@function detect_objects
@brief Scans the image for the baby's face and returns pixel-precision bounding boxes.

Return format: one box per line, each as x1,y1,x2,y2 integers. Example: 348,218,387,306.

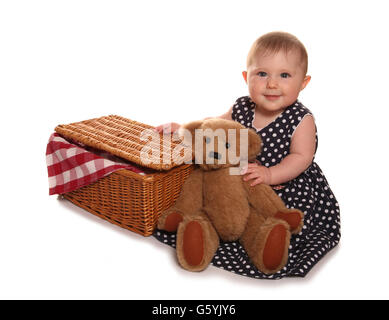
244,49,310,113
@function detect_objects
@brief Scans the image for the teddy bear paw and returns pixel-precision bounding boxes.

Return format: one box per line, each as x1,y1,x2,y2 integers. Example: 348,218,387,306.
244,218,290,274
157,210,184,232
176,218,219,272
274,209,303,234
262,223,289,272
182,221,205,267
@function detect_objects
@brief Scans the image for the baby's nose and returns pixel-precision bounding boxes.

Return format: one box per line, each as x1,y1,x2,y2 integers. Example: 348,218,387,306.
266,77,278,88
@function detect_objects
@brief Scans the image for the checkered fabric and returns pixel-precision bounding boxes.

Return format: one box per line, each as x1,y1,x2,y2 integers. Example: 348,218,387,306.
46,133,146,195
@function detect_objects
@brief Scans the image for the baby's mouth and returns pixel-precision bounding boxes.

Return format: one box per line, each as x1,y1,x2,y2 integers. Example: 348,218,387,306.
264,94,281,101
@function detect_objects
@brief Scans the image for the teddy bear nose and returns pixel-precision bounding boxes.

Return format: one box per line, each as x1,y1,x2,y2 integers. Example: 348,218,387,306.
209,151,221,160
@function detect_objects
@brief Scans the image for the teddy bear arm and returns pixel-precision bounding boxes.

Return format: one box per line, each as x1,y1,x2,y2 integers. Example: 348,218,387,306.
244,182,304,234
244,182,287,217
172,168,203,213
157,168,203,231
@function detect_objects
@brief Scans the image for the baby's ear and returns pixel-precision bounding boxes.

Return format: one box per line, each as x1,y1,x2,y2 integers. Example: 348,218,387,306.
179,120,204,146
247,128,262,161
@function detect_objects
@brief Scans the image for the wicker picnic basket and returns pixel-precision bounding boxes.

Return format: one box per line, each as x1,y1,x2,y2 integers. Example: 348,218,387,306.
55,115,194,236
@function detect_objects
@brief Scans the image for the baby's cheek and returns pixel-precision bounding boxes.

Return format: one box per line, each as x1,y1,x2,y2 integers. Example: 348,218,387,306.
250,78,265,89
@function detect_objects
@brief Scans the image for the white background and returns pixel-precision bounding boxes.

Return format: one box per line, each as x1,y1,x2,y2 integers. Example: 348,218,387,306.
1,0,388,299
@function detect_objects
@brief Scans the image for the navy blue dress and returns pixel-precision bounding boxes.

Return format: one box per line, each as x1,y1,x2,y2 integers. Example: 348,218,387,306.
154,96,341,279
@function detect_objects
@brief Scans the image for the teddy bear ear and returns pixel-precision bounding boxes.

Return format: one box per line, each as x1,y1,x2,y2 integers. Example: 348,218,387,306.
179,120,204,146
247,128,262,161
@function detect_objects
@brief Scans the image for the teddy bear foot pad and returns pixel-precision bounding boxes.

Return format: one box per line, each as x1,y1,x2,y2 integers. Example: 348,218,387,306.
176,219,220,272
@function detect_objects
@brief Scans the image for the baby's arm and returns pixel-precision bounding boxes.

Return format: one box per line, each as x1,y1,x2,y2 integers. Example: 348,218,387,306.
155,106,233,133
269,115,316,184
243,115,316,186
154,122,181,134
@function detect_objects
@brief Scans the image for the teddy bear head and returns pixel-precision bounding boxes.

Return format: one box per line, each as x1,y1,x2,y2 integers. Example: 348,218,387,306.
179,119,261,171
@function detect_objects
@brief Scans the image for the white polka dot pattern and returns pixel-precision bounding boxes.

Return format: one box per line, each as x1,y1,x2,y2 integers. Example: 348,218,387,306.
154,96,340,279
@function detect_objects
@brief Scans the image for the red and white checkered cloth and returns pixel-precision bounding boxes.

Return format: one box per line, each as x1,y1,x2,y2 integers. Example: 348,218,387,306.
46,133,147,195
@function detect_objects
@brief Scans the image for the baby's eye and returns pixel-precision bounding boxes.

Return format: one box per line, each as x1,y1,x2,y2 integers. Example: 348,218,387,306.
225,142,230,149
280,72,291,78
257,71,267,77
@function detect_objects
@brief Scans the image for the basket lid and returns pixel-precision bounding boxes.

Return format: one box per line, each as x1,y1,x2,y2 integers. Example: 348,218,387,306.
55,115,193,170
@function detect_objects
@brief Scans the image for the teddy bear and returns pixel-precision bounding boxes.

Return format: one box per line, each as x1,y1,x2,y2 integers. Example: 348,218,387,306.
157,118,303,274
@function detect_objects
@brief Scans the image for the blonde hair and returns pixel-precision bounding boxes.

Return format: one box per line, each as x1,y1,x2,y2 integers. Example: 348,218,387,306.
246,31,308,75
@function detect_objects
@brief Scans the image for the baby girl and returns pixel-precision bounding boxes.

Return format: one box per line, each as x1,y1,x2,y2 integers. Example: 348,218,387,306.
155,31,340,278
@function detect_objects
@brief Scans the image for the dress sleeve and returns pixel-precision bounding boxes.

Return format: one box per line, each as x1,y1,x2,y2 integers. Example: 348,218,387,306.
231,96,251,122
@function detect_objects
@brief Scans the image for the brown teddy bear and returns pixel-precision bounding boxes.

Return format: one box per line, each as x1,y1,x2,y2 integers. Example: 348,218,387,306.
157,119,303,274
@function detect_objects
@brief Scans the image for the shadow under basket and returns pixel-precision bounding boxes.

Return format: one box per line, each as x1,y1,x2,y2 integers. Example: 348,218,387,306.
63,164,194,237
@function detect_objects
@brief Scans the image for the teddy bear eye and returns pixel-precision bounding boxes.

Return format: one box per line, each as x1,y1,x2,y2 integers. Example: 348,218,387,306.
205,137,211,144
225,142,230,149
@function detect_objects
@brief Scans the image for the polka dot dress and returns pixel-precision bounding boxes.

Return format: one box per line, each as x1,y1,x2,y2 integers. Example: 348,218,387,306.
154,96,341,279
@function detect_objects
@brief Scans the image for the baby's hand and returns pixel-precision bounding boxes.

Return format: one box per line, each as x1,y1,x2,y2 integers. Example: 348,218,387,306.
241,162,272,186
154,122,181,134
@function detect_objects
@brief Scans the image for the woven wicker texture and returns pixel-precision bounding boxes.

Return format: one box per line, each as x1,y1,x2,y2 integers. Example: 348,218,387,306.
63,165,194,236
55,115,192,170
